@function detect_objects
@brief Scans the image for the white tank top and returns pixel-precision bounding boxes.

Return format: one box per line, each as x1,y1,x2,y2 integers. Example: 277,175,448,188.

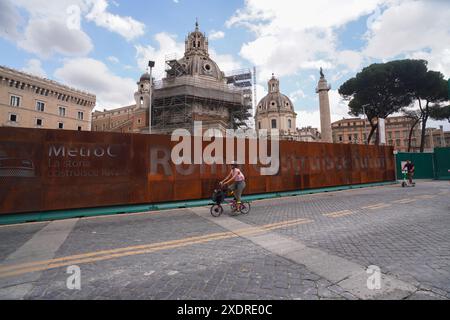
233,168,245,182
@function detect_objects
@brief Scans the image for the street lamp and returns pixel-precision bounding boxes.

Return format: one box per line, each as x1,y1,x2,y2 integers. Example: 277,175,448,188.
148,60,155,134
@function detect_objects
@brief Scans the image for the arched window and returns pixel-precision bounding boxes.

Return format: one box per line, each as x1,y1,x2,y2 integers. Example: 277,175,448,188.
258,121,261,130
271,119,277,129
288,119,292,129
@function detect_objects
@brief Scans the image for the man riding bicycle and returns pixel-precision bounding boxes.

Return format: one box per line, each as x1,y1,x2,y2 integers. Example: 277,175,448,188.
219,162,246,212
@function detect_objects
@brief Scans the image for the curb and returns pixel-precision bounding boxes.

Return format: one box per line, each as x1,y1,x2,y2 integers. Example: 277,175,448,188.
0,181,397,226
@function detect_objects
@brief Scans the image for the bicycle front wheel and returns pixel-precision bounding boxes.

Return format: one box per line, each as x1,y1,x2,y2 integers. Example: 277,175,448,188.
240,202,251,214
210,204,224,217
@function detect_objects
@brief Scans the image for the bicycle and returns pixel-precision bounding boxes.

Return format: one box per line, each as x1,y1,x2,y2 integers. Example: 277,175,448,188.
210,186,251,217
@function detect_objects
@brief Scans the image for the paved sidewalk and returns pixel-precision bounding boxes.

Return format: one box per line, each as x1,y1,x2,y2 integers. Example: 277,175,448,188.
0,181,449,300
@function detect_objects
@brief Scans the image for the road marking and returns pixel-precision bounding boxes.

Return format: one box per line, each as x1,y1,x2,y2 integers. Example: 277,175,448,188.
415,195,436,200
192,207,417,300
361,203,391,210
0,219,78,299
323,210,354,218
392,199,417,204
0,217,312,279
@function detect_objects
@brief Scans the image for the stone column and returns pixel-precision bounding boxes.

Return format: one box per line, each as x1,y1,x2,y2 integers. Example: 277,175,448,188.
316,69,332,143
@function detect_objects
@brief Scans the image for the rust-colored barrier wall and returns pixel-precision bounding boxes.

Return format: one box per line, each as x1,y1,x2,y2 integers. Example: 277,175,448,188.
0,128,395,215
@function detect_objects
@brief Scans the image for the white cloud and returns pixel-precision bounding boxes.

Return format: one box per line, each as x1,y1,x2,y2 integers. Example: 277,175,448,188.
210,48,243,73
229,1,385,79
364,0,450,77
22,59,47,78
227,0,384,34
209,30,225,40
4,0,146,58
297,90,350,129
54,58,136,109
85,0,146,41
135,32,185,80
107,56,120,63
0,0,22,40
18,19,93,58
289,89,306,103
337,50,364,72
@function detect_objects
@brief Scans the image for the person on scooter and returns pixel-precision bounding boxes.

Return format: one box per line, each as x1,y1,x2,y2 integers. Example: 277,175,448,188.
402,160,415,185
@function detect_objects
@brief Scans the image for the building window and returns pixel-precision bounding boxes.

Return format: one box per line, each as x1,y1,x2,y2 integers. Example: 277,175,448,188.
271,119,277,129
138,118,141,124
288,119,292,129
9,114,17,122
58,122,64,129
78,126,82,131
258,121,261,130
348,135,352,141
339,135,343,142
36,101,45,112
10,95,20,107
59,107,66,117
36,118,43,126
77,111,84,120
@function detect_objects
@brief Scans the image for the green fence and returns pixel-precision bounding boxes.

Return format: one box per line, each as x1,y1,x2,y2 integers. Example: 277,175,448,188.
395,152,435,179
395,147,450,180
434,147,450,180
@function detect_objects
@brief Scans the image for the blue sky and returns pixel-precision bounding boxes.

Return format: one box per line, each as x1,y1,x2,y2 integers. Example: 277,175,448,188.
1,0,449,130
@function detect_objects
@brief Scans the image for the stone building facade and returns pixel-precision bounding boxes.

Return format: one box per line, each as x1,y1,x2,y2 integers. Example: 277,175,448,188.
331,116,449,152
0,66,95,131
297,126,321,142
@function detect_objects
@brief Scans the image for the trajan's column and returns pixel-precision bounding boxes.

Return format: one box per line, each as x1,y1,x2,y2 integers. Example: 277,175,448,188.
316,68,332,143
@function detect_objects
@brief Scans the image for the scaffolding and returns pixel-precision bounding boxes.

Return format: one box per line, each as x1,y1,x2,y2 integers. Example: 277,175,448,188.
150,57,254,133
225,68,254,129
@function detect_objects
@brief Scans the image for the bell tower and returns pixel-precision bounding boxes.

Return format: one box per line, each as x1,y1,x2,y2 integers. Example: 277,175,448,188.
134,72,151,110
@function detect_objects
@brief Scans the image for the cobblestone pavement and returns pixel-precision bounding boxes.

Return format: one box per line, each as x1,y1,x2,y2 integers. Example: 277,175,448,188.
0,181,449,300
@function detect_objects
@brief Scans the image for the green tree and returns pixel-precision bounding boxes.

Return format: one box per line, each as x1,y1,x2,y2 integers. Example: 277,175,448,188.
430,104,450,123
339,62,414,144
413,70,448,152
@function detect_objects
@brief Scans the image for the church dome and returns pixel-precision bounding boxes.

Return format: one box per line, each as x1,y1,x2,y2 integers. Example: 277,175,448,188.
255,74,296,115
139,72,151,82
177,54,224,81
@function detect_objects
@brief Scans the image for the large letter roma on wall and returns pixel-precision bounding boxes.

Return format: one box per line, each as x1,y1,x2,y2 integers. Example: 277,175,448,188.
0,128,395,215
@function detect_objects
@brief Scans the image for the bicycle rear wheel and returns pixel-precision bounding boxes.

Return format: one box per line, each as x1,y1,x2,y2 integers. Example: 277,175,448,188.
240,202,251,214
210,204,224,217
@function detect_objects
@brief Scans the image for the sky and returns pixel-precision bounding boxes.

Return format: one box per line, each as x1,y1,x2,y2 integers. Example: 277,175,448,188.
1,0,449,130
